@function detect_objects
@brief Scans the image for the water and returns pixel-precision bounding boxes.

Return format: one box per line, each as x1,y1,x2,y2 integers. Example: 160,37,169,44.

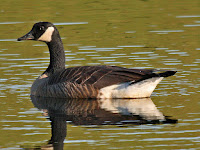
0,0,199,149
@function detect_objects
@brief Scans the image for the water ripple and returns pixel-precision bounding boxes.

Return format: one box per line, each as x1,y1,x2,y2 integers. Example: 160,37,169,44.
176,15,200,18
141,136,200,141
0,22,24,25
54,22,88,25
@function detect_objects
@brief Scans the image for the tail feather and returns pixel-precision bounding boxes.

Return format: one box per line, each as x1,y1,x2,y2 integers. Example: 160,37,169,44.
130,70,176,85
158,71,177,77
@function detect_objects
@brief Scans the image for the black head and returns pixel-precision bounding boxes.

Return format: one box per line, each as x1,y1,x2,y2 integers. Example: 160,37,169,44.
18,22,56,42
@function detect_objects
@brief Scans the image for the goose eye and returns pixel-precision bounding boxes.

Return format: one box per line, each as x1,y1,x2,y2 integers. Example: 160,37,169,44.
39,26,45,31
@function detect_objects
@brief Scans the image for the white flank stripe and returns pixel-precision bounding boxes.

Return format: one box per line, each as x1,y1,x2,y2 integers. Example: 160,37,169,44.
98,77,163,98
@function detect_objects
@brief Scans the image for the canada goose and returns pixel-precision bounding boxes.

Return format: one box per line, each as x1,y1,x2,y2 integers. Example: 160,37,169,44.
18,22,176,99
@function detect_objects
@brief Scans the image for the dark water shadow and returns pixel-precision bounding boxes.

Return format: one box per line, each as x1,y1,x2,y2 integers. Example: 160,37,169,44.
22,96,177,150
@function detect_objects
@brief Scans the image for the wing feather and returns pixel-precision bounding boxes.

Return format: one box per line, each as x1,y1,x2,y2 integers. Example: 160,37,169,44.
48,65,157,89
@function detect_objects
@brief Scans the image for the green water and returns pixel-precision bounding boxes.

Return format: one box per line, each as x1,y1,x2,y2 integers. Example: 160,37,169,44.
0,0,199,149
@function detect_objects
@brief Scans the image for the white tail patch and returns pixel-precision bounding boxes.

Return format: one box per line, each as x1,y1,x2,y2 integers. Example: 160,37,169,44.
98,77,164,99
38,27,54,42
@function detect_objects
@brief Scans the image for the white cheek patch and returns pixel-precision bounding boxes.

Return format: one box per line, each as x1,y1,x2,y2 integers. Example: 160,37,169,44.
38,27,54,42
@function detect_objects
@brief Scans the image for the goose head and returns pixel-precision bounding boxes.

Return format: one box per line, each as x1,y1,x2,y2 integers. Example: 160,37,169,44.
18,22,57,43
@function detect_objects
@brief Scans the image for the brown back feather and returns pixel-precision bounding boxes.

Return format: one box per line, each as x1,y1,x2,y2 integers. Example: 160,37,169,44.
47,65,157,89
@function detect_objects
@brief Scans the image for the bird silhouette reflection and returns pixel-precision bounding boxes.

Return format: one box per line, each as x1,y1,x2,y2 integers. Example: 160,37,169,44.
27,96,177,149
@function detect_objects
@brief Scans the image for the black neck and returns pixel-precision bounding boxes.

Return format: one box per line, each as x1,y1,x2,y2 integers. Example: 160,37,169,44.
44,33,65,75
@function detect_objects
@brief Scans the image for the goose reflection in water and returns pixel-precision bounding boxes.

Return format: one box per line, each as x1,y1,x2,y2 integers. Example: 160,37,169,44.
27,96,177,149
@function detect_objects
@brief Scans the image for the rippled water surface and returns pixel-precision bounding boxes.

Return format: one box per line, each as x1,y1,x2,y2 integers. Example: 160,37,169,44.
0,0,199,149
